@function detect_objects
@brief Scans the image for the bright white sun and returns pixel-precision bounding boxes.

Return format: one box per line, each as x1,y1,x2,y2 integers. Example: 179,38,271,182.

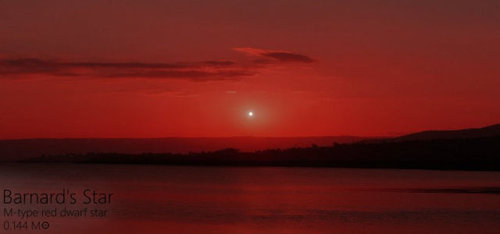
248,111,254,117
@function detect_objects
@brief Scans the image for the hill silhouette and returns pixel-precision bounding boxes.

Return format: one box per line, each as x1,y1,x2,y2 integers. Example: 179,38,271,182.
25,136,500,170
3,123,500,170
21,123,500,171
393,123,500,141
0,136,364,161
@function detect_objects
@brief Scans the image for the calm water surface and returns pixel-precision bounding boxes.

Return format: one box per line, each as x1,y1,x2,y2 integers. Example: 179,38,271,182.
1,164,500,233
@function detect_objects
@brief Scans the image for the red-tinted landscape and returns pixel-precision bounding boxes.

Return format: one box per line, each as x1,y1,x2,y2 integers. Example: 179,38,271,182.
2,1,500,234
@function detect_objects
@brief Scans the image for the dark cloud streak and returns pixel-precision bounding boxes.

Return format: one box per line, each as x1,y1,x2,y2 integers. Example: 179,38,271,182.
0,48,316,81
262,52,315,63
234,47,316,64
0,58,253,81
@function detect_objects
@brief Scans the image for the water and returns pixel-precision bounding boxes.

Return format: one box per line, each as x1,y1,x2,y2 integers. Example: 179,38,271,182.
1,164,500,233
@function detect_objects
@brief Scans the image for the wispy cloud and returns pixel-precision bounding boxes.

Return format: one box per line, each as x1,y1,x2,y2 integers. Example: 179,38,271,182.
0,58,254,81
0,48,316,81
234,47,316,63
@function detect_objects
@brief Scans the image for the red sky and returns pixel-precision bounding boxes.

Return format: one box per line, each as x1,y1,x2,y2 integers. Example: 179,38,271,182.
1,0,499,138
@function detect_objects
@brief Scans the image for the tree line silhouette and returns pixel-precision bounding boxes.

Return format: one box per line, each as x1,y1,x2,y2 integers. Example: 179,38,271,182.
26,136,500,170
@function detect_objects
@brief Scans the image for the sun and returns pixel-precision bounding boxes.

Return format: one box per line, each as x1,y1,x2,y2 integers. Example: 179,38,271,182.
248,111,254,117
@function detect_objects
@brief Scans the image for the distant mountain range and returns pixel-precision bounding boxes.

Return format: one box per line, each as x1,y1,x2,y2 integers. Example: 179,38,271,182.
1,123,499,162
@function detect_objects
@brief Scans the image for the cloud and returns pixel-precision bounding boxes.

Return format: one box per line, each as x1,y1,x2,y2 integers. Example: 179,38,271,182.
234,47,316,63
0,58,254,81
0,48,316,81
261,52,315,63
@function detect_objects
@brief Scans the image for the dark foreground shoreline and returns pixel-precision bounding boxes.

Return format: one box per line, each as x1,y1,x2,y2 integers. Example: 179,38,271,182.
9,161,500,172
16,136,500,171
